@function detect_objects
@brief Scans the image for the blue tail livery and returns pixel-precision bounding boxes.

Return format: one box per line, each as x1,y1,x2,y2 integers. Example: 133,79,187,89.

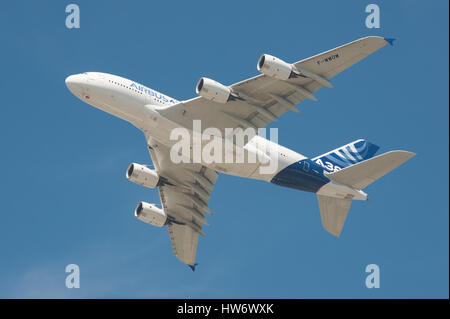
312,139,379,173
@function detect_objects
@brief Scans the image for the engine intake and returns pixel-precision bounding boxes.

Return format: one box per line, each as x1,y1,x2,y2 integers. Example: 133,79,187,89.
126,163,159,188
134,201,167,227
196,77,232,103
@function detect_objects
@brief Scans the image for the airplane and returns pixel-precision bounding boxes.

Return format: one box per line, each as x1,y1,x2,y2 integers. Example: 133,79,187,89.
66,36,415,271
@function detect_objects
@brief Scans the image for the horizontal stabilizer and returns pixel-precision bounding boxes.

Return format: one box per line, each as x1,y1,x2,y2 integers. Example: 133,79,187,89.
317,195,352,237
325,151,416,190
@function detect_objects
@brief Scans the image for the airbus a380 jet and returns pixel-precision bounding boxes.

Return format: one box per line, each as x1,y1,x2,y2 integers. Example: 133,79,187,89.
66,36,415,270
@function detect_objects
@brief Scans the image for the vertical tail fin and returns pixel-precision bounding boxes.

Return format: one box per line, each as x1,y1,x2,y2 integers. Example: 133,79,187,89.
312,139,379,172
317,195,352,237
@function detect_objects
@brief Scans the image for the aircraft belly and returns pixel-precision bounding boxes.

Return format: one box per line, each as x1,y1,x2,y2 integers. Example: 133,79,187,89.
271,159,330,193
206,162,261,178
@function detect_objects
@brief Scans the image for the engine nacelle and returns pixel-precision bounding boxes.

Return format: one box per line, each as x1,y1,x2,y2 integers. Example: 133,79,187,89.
196,77,232,103
134,202,167,227
257,54,297,80
126,163,159,188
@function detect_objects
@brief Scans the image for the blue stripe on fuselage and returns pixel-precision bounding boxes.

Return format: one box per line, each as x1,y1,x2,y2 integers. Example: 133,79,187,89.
270,159,330,193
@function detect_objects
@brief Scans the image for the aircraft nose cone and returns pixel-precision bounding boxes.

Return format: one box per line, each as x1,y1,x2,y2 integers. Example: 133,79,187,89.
65,74,84,87
65,73,87,96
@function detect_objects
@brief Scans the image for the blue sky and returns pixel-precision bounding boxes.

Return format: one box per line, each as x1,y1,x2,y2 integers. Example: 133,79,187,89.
0,0,448,298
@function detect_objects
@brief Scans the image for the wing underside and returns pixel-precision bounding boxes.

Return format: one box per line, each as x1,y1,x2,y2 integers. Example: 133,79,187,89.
159,36,390,134
167,223,199,267
147,135,218,268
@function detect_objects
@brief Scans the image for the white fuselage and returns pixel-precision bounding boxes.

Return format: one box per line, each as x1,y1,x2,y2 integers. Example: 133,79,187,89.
65,72,305,182
65,72,368,201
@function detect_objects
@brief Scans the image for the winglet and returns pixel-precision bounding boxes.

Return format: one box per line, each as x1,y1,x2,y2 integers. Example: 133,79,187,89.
188,263,198,272
384,38,396,46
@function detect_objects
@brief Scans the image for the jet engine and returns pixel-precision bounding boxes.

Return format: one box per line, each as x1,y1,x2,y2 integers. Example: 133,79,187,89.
134,202,167,227
126,163,159,188
257,54,299,80
196,77,233,103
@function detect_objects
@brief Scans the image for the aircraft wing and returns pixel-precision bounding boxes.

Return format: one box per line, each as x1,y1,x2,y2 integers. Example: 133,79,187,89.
158,36,391,134
146,135,218,270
